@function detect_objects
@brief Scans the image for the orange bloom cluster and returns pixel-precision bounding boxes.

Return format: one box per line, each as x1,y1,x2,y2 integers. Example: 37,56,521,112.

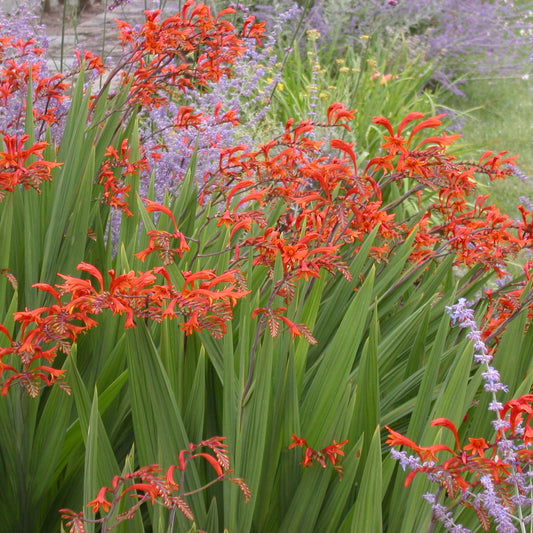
134,198,190,264
386,398,533,532
386,419,505,493
97,138,148,215
500,394,533,445
3,101,533,393
174,102,239,130
0,135,59,199
115,1,265,108
205,104,395,278
186,106,533,346
364,114,525,270
0,35,69,134
481,208,533,340
60,437,250,531
215,110,523,281
289,434,348,480
0,254,249,396
251,307,317,343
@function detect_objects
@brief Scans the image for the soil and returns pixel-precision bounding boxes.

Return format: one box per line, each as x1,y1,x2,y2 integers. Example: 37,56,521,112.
38,0,180,71
40,2,107,35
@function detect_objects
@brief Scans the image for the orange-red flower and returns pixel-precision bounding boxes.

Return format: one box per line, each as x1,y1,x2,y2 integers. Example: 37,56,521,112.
87,486,112,513
0,135,59,198
463,437,490,458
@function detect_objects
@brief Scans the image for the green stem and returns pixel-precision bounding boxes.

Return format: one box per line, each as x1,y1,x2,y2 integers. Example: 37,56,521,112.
60,0,68,71
15,389,30,532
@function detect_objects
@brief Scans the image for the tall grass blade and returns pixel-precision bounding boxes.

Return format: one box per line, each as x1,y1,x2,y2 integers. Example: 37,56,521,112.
351,426,382,533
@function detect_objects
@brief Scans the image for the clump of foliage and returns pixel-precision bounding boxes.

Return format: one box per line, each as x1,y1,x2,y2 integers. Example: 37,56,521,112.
1,1,533,532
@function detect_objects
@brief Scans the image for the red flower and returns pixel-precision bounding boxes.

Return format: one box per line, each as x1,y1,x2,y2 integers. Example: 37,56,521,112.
289,435,347,478
288,434,308,449
0,135,59,198
86,486,112,513
321,439,348,465
463,437,490,458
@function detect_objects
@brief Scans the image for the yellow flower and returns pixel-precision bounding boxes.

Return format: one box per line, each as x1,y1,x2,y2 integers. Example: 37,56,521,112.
336,58,345,65
319,92,329,99
339,67,350,73
307,29,321,41
277,82,284,91
360,35,370,40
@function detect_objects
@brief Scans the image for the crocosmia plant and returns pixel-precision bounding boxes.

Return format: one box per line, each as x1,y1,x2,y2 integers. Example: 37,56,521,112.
1,1,533,532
